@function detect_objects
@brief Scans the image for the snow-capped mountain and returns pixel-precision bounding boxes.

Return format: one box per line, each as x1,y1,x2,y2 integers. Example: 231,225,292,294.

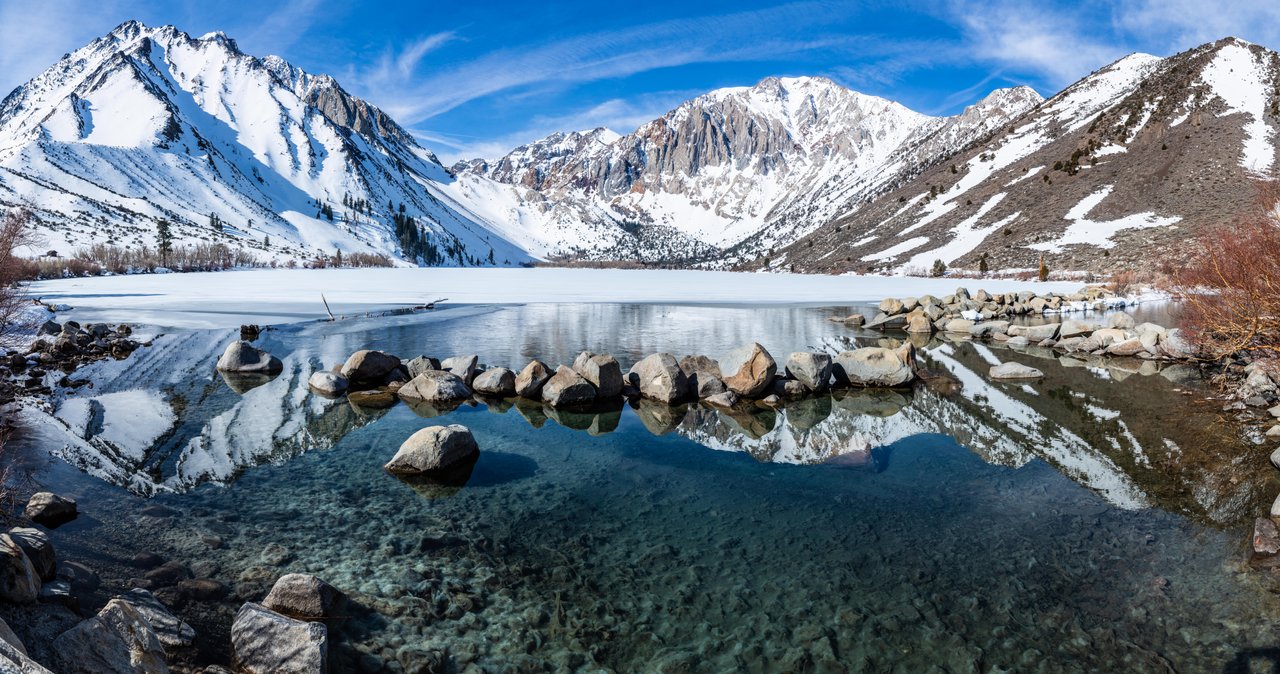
0,21,531,266
454,77,1042,263
774,38,1280,275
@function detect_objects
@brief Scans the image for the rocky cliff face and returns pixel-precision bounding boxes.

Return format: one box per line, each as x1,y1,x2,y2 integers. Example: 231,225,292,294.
770,38,1280,276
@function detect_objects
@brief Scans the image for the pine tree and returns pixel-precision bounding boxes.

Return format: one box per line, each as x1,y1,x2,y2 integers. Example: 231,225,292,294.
209,212,222,233
1038,255,1050,282
334,248,343,267
978,254,989,275
264,235,270,248
931,259,947,278
156,220,173,267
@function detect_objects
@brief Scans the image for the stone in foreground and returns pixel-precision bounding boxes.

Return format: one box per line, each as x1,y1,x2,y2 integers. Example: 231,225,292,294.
307,371,348,396
53,598,169,674
515,360,552,398
396,371,471,404
542,366,597,408
24,492,78,528
990,362,1045,380
577,355,623,399
472,367,516,397
263,573,342,620
0,535,39,604
721,343,777,398
339,350,400,387
832,344,916,387
440,355,480,386
628,353,690,404
785,352,832,392
385,425,479,475
1253,517,1280,567
6,528,54,582
216,340,283,374
120,588,196,648
232,602,328,674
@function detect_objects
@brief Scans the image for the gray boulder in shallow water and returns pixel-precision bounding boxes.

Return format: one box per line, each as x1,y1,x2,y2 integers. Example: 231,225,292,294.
694,374,727,398
385,425,479,475
576,355,623,399
440,355,480,386
721,343,777,398
216,340,283,374
542,366,597,408
1058,320,1095,339
397,371,471,404
232,602,328,674
515,360,552,398
472,367,516,396
0,535,39,604
24,492,77,528
990,362,1044,379
339,350,400,387
785,352,832,392
307,371,348,396
678,355,721,379
263,573,342,620
832,344,916,387
6,528,54,582
53,598,168,674
628,353,690,404
405,356,441,378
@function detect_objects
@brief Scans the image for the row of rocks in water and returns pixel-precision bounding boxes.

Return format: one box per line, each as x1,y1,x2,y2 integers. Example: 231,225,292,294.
2,320,145,403
845,285,1134,331
1,486,343,673
217,339,925,415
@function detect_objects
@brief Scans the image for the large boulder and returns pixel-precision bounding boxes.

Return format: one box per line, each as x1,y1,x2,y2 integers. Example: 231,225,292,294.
232,602,328,674
385,425,479,475
23,493,76,529
440,355,480,386
832,344,916,387
878,298,905,315
52,598,168,674
785,352,832,392
0,621,48,673
339,350,400,387
721,343,777,398
1107,337,1147,357
307,372,348,397
576,355,623,399
515,360,552,398
1058,320,1095,339
120,588,196,649
1108,312,1136,330
541,366,597,408
262,574,342,621
0,535,38,603
678,355,721,380
1023,323,1060,341
472,367,516,397
628,354,690,404
216,341,283,374
990,362,1044,379
1160,328,1197,359
396,371,471,404
6,528,54,582
905,314,934,334
694,374,727,398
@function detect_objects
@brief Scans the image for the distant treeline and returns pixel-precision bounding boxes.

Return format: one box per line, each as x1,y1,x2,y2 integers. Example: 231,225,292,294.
19,243,394,280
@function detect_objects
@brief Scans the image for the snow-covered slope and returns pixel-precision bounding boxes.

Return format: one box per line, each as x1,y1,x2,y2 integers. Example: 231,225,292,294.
0,21,531,266
455,77,1042,263
776,38,1280,275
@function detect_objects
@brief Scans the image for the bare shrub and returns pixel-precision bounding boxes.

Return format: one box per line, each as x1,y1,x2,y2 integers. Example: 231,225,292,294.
0,209,39,345
1175,180,1280,359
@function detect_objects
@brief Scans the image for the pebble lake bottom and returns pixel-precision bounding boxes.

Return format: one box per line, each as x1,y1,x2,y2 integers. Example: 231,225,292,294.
12,302,1280,673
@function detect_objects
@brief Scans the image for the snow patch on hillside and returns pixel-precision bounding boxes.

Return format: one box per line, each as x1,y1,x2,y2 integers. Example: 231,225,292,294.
1201,41,1276,174
1029,185,1181,252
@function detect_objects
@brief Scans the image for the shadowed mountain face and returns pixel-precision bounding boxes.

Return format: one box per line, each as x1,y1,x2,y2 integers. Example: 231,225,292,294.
13,304,1263,526
770,38,1280,276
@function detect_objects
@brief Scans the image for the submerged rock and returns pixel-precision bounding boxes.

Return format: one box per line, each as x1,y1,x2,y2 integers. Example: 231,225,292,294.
721,343,778,398
628,353,690,404
216,340,284,374
397,371,471,404
263,573,342,621
52,598,168,674
232,602,328,674
0,535,39,603
23,493,76,529
989,362,1045,380
340,350,400,387
542,366,597,408
472,367,516,397
385,425,480,475
515,360,552,398
307,371,349,397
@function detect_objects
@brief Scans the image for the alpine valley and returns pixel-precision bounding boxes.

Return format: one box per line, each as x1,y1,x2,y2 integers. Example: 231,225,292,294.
1,22,1277,273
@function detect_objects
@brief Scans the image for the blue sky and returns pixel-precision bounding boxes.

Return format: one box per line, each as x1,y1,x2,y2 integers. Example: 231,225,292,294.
3,0,1280,162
